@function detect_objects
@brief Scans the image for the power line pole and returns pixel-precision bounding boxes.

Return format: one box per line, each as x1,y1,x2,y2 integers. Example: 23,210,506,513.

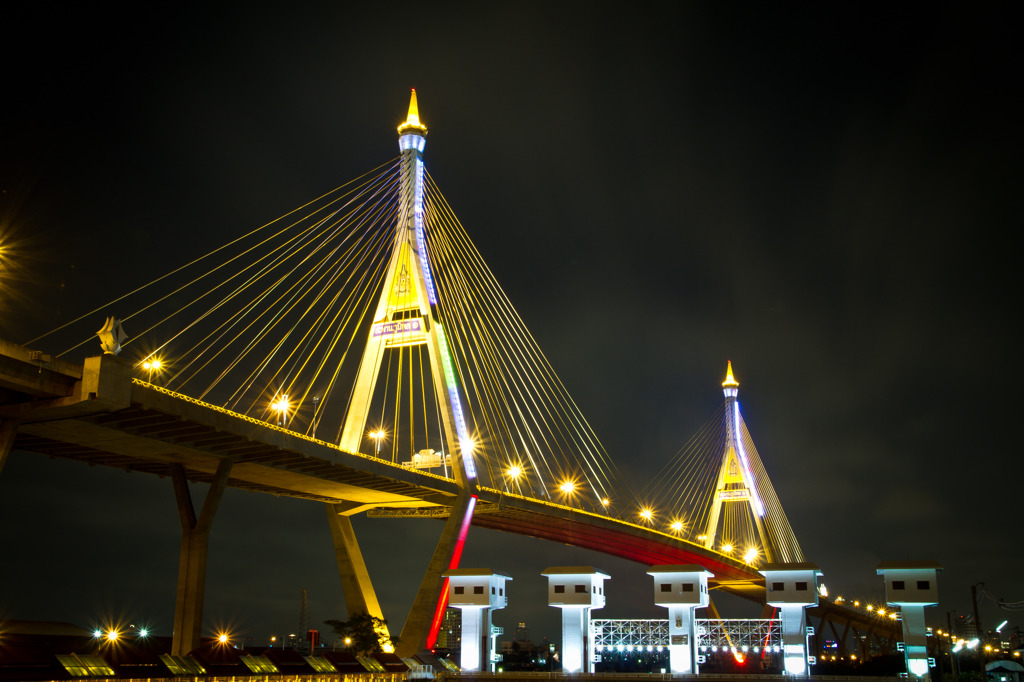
299,588,309,654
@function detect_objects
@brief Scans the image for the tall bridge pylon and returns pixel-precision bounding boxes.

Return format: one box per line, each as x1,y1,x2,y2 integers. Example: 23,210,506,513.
329,91,478,656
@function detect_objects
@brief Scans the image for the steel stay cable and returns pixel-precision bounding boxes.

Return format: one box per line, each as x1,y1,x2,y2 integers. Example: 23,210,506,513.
32,158,398,350
175,175,400,405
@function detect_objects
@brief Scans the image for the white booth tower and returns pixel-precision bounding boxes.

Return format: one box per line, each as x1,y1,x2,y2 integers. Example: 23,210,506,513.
760,562,822,676
542,566,609,673
443,569,511,672
647,565,713,674
877,561,942,680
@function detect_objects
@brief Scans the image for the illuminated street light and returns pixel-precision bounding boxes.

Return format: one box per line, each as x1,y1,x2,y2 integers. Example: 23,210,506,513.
639,508,653,523
670,520,684,533
558,479,577,497
722,544,733,554
369,429,386,455
506,464,522,479
271,395,290,426
142,358,163,383
743,548,758,564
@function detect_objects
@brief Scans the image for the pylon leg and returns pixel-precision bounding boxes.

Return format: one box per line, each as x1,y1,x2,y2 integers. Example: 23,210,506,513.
170,460,232,656
325,503,387,624
0,419,17,476
397,492,476,656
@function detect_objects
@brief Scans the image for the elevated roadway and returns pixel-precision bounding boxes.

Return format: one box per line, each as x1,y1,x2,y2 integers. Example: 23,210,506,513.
0,339,894,652
0,340,762,593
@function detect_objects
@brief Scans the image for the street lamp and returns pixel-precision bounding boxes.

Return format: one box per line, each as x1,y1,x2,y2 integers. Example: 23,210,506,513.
271,395,290,426
311,396,320,438
142,358,162,383
369,429,386,455
951,637,979,679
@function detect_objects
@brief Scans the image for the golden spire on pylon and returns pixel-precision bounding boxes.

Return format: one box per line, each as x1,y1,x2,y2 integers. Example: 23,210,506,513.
397,88,427,135
722,360,739,388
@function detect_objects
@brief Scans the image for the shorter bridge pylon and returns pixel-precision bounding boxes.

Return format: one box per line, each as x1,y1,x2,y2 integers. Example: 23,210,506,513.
703,361,772,558
696,362,803,565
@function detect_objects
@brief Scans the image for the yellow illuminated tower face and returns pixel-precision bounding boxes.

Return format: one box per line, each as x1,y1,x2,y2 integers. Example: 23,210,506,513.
704,361,772,560
339,90,476,485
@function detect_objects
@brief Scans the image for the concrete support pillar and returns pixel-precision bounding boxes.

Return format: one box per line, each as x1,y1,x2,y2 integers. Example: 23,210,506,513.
760,562,823,676
561,606,588,673
397,492,477,657
325,503,387,622
543,566,609,674
170,459,232,656
877,561,942,681
444,569,510,672
0,419,17,476
461,608,485,671
779,605,811,675
648,565,712,675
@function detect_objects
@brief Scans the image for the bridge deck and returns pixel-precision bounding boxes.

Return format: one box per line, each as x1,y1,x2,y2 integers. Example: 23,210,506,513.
0,341,896,638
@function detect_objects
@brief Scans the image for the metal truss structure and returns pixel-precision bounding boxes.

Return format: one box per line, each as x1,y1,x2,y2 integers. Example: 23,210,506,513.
592,620,669,650
696,619,782,651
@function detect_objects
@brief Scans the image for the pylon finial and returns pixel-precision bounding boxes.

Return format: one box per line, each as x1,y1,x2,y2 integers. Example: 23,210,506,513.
398,88,427,135
722,360,739,388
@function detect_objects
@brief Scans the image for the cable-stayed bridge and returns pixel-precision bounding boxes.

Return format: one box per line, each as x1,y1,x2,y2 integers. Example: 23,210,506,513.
0,92,895,661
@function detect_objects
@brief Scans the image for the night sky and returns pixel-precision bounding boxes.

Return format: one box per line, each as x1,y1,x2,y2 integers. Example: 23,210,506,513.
1,3,1020,647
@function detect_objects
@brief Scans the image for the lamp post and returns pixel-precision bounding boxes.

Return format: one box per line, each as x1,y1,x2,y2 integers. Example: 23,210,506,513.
142,359,162,383
311,396,320,438
952,637,979,679
271,395,290,426
369,429,385,455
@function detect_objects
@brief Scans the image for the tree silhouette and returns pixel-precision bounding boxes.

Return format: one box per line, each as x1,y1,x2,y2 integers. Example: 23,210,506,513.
324,613,398,657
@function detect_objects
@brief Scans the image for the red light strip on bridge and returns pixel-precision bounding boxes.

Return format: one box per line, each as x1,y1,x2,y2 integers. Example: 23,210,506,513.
425,494,477,649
